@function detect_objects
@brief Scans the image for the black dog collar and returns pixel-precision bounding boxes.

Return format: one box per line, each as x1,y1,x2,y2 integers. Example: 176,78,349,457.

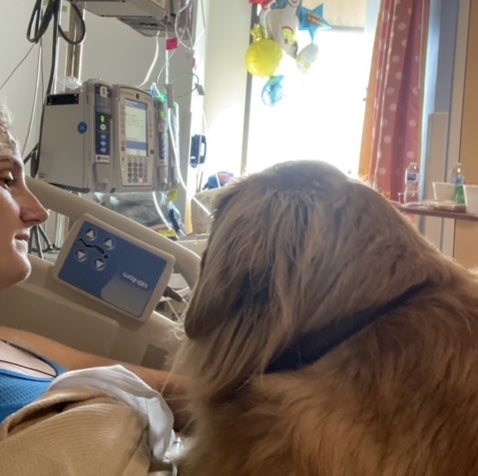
265,283,428,374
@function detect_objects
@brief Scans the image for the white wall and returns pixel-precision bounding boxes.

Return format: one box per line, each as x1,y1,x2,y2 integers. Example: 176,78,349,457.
200,0,251,177
0,2,48,158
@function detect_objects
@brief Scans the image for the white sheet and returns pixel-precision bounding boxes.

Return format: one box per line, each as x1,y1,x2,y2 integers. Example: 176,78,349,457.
49,364,175,460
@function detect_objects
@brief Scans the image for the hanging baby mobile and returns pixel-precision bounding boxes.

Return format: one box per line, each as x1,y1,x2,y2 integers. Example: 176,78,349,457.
246,0,332,106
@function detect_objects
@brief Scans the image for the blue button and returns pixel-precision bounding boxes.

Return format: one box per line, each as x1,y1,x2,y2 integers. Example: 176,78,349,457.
85,228,97,241
103,238,115,250
94,259,106,271
77,122,88,134
75,249,88,262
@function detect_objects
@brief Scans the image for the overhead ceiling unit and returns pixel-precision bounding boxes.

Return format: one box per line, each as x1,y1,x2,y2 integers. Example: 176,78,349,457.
116,15,172,37
70,0,179,36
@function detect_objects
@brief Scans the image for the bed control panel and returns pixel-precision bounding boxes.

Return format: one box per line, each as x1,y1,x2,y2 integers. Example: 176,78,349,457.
51,213,174,321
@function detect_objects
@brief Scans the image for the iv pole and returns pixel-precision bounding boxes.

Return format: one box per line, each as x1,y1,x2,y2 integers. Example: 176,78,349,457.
36,1,86,257
65,1,85,82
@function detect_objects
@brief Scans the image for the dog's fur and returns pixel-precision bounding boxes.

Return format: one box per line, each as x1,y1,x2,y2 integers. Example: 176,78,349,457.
176,160,478,476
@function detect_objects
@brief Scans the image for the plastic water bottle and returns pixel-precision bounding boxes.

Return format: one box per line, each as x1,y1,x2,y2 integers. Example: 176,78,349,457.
404,162,420,203
449,163,465,204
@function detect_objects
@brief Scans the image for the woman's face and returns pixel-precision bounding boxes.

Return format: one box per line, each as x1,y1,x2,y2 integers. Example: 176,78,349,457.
0,126,49,290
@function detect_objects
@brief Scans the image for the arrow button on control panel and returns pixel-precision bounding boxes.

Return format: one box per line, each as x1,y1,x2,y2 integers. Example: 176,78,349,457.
94,259,106,271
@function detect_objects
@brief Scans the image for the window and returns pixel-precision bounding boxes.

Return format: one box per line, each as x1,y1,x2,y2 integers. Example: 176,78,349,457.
245,22,376,177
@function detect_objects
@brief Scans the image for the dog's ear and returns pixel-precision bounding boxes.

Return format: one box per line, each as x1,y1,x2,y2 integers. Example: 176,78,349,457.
184,245,274,339
183,181,286,340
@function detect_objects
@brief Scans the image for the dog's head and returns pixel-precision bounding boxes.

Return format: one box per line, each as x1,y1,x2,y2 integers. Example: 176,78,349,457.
179,160,458,401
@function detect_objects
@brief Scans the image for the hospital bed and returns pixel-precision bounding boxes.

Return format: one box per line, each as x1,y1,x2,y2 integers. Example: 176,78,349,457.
0,177,201,370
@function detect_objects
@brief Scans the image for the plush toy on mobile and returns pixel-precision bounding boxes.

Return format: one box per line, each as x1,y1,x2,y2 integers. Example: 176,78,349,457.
245,24,283,77
296,3,331,72
262,0,301,58
245,0,332,105
261,74,285,106
245,23,285,106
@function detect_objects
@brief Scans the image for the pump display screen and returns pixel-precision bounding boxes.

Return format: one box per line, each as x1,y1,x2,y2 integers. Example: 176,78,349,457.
124,99,148,156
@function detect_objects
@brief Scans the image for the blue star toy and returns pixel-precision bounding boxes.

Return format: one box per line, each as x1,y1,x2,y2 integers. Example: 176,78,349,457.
298,3,332,41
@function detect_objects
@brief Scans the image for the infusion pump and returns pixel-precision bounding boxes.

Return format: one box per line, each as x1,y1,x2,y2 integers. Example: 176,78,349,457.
38,79,169,193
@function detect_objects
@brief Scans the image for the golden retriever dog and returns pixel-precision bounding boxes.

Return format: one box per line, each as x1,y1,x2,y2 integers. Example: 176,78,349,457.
176,160,478,476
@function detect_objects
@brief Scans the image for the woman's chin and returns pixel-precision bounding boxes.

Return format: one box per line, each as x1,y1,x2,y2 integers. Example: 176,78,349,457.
0,259,32,289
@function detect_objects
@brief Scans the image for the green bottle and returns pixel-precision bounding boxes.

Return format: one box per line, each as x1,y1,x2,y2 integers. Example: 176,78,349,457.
449,163,465,204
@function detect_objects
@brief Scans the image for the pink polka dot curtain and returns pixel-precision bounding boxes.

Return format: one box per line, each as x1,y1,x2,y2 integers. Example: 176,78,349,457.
359,0,430,201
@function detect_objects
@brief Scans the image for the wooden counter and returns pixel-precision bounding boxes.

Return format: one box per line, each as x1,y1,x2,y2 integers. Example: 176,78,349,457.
393,202,478,268
397,203,478,222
